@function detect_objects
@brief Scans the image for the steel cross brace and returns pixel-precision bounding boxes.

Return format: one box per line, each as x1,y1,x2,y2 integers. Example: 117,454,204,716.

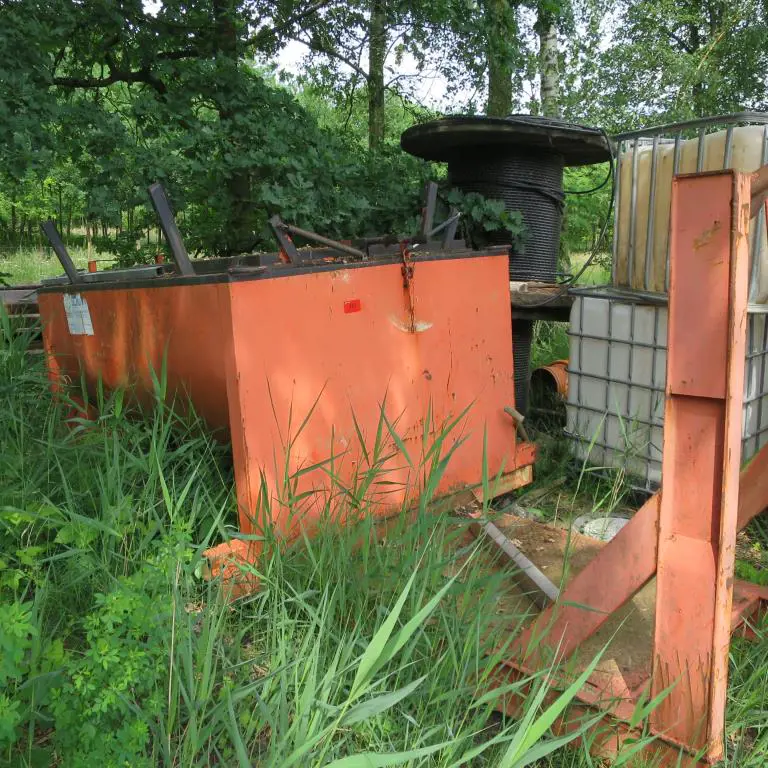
502,170,768,765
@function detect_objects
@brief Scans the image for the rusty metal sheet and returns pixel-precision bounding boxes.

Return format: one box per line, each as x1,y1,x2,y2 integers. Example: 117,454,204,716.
38,283,232,430
651,171,749,760
38,252,536,550
224,254,534,538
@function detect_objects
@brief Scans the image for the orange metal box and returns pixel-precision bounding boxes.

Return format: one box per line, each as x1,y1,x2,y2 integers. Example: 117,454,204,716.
38,248,535,541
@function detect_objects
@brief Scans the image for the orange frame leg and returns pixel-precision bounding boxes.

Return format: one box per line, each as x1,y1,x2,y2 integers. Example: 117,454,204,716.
649,171,749,760
510,170,765,765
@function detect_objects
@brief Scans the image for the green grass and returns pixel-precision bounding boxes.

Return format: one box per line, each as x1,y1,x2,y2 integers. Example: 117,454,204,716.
564,250,612,287
0,245,115,285
1,282,766,766
0,310,659,767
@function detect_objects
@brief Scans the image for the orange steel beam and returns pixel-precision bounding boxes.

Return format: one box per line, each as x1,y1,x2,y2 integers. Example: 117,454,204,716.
512,171,764,764
649,171,749,760
516,439,768,663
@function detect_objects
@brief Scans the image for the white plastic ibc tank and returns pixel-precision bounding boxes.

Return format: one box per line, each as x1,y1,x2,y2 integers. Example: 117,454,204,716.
567,294,768,490
614,125,768,299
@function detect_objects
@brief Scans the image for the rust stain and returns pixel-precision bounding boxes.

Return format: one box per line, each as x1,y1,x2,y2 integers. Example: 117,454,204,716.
388,315,433,333
693,219,721,250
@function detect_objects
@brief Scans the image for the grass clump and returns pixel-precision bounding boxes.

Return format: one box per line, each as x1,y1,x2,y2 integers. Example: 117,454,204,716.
2,304,766,767
0,309,628,767
1,246,114,285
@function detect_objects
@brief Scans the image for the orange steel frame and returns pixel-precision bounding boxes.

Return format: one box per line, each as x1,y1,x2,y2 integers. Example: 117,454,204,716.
38,251,535,552
36,174,768,760
501,170,768,765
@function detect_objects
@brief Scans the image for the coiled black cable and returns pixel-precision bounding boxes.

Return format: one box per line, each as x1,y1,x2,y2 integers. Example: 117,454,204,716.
448,148,566,282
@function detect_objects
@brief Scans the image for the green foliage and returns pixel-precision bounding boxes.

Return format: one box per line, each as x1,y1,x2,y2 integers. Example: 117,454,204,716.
561,163,613,255
446,189,527,250
735,560,768,587
0,2,430,259
0,602,37,688
50,564,173,766
0,307,672,766
563,0,768,128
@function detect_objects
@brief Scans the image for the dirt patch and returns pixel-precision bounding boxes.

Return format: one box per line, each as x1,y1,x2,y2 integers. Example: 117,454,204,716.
482,514,656,689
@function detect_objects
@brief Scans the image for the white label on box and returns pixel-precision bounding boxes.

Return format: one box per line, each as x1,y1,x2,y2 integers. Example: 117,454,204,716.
63,294,94,336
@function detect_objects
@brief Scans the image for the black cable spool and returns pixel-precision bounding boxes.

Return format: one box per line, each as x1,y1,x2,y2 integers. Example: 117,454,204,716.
447,148,565,281
401,115,612,415
512,319,534,414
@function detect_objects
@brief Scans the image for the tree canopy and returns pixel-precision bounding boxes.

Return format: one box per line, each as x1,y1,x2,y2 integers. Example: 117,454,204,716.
1,0,767,261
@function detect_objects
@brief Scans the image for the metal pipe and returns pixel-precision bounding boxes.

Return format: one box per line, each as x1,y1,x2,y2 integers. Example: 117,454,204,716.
148,183,195,276
504,405,530,442
724,125,734,168
611,140,623,286
283,223,366,259
440,211,461,247
749,127,768,300
614,111,768,141
628,139,640,287
40,220,81,284
427,210,461,238
696,126,706,171
644,136,659,291
470,519,560,609
420,181,438,239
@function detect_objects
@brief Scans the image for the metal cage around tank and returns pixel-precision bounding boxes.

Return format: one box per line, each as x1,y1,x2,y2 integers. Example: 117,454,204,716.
567,113,768,489
566,287,768,490
612,112,768,297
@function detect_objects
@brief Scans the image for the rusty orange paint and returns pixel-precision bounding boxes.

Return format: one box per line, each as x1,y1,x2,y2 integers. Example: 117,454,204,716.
506,171,767,765
39,282,232,430
38,251,535,551
650,172,749,759
222,255,535,539
514,430,768,669
736,438,768,529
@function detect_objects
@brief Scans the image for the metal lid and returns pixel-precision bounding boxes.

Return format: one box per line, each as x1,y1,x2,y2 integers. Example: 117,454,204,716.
400,114,613,166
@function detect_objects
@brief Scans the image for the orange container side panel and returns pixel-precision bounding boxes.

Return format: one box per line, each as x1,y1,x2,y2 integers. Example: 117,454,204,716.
37,250,534,544
225,254,529,536
38,283,232,432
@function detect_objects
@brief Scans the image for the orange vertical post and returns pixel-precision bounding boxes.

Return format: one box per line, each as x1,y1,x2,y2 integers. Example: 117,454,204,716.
650,171,750,760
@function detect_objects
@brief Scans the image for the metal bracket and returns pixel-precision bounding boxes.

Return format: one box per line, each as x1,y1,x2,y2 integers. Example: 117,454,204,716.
148,183,195,276
268,215,300,263
40,220,81,284
269,216,366,262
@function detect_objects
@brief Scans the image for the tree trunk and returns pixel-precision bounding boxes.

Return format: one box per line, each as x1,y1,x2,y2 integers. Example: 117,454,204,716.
687,23,706,115
537,9,560,117
485,0,514,117
368,0,386,150
10,204,16,239
213,0,253,254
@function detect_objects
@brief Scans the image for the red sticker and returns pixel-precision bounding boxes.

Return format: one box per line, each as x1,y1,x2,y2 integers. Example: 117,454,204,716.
344,299,362,313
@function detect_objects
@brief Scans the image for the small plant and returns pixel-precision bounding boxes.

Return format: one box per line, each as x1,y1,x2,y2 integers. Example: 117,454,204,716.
445,189,527,252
